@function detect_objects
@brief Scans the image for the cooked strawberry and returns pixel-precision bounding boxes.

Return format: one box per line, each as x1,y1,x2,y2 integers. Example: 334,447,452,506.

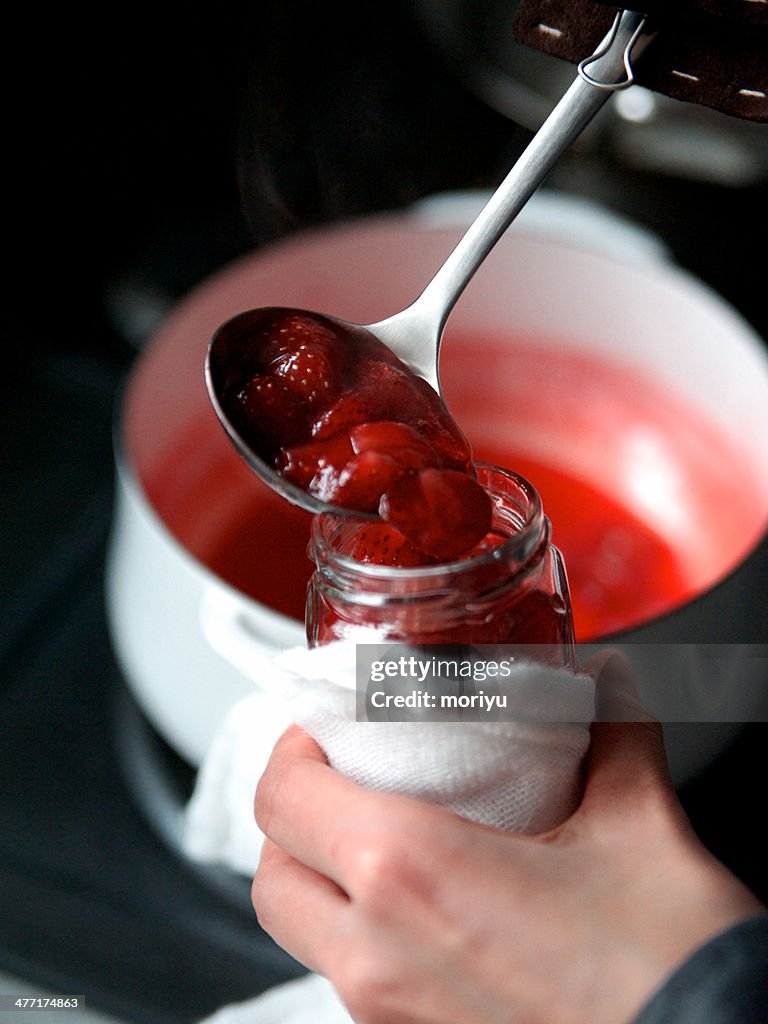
240,312,340,411
346,522,431,567
349,421,438,469
333,450,411,511
312,367,424,439
270,345,336,408
369,362,432,408
231,375,309,457
308,467,348,505
347,371,471,470
258,312,338,366
278,435,355,497
311,388,380,439
379,468,493,560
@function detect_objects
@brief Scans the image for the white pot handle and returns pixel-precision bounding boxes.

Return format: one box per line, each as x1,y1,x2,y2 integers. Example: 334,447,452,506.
198,586,295,694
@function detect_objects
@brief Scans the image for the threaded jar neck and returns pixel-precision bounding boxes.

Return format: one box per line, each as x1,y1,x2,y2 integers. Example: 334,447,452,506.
308,464,550,609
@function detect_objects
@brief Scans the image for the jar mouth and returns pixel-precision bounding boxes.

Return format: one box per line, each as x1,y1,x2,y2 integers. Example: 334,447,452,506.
310,462,546,580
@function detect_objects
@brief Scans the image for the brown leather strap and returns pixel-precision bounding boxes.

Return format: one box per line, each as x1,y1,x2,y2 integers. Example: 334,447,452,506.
512,0,768,122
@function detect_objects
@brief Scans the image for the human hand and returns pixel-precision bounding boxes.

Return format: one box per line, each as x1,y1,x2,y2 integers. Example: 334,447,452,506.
252,651,764,1024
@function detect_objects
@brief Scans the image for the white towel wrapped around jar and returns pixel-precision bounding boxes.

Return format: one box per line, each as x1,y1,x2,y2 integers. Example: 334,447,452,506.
185,637,595,1024
278,639,595,833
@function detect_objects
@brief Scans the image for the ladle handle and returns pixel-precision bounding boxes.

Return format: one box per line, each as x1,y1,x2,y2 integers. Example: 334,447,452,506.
421,10,649,322
375,10,650,384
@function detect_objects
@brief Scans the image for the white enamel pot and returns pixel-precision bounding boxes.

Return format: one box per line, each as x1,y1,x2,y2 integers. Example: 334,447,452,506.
106,192,768,783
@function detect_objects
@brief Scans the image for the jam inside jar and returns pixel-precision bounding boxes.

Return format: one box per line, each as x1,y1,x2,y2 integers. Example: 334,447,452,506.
306,463,575,666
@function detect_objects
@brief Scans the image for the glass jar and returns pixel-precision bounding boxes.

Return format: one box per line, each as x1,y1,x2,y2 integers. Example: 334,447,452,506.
306,463,575,666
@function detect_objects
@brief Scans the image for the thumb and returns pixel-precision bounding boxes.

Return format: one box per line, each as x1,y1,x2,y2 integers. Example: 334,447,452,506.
576,650,675,826
584,647,654,723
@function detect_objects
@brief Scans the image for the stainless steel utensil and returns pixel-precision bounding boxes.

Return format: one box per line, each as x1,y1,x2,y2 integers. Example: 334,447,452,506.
207,10,650,516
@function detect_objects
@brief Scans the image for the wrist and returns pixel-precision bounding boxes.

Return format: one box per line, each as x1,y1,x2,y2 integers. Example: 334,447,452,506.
621,855,764,1023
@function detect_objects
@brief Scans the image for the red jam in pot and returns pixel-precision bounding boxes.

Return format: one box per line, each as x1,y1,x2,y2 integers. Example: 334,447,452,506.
197,456,688,641
153,335,757,643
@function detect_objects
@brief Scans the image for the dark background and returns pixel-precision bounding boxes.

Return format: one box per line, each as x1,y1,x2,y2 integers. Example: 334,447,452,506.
0,4,766,1022
5,2,765,368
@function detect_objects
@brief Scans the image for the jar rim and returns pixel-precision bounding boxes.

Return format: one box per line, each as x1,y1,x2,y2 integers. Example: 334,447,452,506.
310,462,546,580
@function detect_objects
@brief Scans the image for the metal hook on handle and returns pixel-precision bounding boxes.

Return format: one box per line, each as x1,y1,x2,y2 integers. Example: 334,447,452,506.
578,9,650,91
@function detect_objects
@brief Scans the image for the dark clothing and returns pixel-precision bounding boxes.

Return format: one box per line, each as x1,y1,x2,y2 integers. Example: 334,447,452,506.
634,914,768,1023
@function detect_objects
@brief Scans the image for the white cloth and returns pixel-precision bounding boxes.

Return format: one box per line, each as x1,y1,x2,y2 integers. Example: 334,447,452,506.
185,640,595,1023
183,690,292,875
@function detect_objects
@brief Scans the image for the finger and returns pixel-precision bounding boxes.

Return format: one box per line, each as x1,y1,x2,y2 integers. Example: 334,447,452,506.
252,838,350,975
268,722,330,764
583,647,655,722
255,723,454,892
576,651,677,826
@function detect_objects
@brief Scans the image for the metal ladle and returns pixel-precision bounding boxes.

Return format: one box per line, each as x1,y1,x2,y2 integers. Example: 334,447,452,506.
207,10,651,517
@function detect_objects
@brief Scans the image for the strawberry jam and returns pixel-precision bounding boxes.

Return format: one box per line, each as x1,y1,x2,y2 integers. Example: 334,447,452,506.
210,308,492,561
306,463,575,659
210,309,576,656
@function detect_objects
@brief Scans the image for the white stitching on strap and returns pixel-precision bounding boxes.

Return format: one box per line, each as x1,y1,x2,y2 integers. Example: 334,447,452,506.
536,23,564,39
671,70,701,82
